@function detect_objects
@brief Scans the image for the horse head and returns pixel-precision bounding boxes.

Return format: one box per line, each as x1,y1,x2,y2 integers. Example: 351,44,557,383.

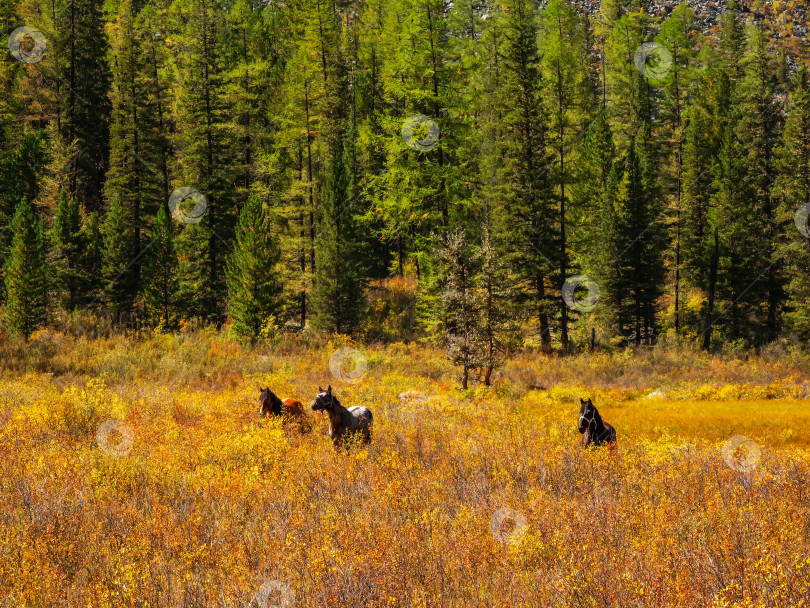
259,387,283,417
578,397,601,434
310,385,335,412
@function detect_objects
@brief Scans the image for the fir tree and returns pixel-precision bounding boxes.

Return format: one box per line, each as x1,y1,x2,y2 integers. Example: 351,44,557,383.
3,199,47,338
311,131,365,334
58,0,112,210
491,0,557,349
142,206,179,328
225,195,283,340
102,196,138,323
50,188,84,311
774,67,810,340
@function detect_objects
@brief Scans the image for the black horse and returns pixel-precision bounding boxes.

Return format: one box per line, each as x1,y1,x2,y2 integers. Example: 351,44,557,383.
578,398,617,448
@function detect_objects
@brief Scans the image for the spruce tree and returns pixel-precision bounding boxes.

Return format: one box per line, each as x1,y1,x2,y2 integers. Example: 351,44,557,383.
101,196,138,323
3,199,47,338
50,188,84,311
774,67,810,340
490,0,557,349
225,195,283,341
657,3,696,333
79,211,103,309
142,206,179,328
57,0,112,210
311,131,365,334
539,0,592,347
173,0,238,322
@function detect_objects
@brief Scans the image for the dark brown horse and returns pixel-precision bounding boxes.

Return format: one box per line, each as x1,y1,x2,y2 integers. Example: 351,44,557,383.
310,385,373,448
259,387,311,433
578,398,617,448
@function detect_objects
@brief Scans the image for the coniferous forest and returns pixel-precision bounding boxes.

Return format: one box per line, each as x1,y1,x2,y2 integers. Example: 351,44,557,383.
2,0,810,356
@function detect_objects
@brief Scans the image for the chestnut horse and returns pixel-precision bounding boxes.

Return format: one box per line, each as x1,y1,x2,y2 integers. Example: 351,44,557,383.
578,398,617,448
310,385,373,448
259,387,311,433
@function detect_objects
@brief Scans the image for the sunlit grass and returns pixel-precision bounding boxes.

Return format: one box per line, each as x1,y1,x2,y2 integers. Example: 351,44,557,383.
1,334,809,606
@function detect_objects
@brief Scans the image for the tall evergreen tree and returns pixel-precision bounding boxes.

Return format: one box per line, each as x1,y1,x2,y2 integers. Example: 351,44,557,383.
3,200,47,338
657,3,696,333
490,0,557,348
58,0,112,209
142,206,179,328
774,67,810,340
311,130,365,334
539,0,592,347
50,188,84,311
101,196,138,322
225,195,283,340
173,0,238,322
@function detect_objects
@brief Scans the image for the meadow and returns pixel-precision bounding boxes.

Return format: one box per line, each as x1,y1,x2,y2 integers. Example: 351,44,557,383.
2,330,810,607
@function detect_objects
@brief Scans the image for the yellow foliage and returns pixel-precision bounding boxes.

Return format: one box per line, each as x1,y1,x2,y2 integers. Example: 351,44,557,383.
0,339,809,605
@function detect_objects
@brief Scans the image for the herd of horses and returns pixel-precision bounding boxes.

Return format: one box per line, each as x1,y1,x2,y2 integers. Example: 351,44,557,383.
259,386,617,449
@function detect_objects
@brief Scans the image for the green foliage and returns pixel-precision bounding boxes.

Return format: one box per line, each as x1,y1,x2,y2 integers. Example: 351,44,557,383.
1,0,810,352
142,206,179,328
102,196,138,322
225,195,282,341
3,200,47,338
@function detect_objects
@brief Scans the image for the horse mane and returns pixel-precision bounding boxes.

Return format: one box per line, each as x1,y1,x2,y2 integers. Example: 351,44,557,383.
592,406,605,433
262,388,283,416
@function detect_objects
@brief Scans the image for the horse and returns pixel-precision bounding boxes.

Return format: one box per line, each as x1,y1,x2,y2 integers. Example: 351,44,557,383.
310,385,373,448
578,397,617,448
258,387,311,433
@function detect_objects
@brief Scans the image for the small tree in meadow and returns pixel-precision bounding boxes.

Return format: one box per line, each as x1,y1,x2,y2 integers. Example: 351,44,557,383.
225,195,282,341
3,199,47,338
437,228,482,389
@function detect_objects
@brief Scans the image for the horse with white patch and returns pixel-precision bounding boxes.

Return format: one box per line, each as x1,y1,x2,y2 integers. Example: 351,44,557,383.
310,385,373,448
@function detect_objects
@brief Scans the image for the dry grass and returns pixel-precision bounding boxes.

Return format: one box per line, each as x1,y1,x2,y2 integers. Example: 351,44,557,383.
1,332,810,606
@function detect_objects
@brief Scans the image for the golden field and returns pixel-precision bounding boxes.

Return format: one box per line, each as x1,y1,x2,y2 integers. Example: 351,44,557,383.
2,330,810,607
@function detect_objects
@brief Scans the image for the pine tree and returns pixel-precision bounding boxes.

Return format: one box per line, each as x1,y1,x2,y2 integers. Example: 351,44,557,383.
173,0,238,322
539,0,592,347
734,20,783,342
311,130,365,334
657,3,696,333
58,0,112,210
101,196,138,323
225,195,283,341
774,67,810,340
50,188,84,311
595,123,667,344
104,0,166,298
490,0,557,349
142,206,179,328
3,199,47,338
79,211,103,308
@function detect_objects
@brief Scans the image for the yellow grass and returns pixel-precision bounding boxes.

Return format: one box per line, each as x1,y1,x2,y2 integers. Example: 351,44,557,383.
1,332,810,606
